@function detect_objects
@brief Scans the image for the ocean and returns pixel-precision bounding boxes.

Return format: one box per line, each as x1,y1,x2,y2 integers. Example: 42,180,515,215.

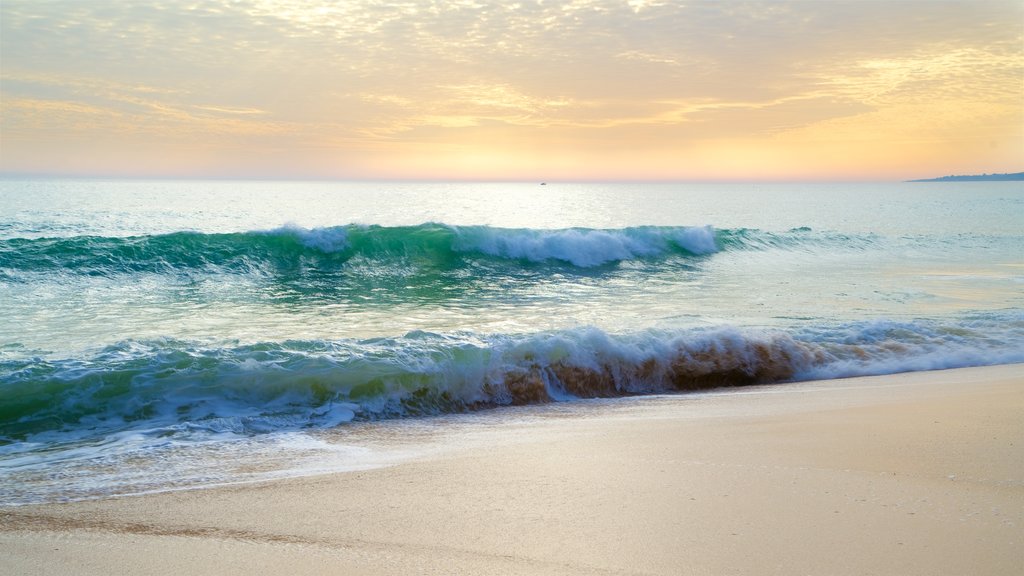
1,179,1022,504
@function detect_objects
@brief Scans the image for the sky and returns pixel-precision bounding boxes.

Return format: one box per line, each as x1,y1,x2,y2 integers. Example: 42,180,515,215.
0,0,1021,181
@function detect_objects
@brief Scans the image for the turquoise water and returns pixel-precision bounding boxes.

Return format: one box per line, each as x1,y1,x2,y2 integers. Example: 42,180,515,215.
1,179,1022,503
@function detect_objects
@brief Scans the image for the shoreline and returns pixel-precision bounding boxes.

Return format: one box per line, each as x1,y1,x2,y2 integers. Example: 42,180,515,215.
2,364,1022,575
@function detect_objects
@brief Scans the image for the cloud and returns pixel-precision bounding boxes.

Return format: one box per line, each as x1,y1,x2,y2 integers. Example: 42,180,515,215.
1,0,1021,179
192,105,269,115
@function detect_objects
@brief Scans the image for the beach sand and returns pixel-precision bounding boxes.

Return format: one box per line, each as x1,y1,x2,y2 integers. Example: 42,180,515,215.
2,364,1022,575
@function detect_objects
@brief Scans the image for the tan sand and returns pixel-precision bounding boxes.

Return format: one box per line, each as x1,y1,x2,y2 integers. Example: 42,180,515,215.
2,364,1022,575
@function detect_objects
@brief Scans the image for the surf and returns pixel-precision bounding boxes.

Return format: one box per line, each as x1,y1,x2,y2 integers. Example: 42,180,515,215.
0,222,895,278
3,317,1021,449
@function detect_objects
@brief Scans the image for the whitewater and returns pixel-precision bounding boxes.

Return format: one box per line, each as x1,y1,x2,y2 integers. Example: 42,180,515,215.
1,180,1022,504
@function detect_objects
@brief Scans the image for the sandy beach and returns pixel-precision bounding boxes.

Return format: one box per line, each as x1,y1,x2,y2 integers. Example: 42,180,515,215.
2,364,1021,575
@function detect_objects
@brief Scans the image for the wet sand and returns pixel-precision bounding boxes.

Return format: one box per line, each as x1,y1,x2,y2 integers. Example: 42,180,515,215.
2,364,1022,575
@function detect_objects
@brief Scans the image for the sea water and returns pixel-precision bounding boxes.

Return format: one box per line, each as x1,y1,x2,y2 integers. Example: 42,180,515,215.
1,180,1022,503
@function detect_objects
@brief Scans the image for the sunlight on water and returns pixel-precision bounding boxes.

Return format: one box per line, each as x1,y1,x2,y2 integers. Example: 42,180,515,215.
1,179,1022,503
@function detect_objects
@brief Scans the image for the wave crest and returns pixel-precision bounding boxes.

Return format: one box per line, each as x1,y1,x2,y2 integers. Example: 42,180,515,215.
4,318,1020,448
0,223,902,277
451,225,718,267
0,224,729,275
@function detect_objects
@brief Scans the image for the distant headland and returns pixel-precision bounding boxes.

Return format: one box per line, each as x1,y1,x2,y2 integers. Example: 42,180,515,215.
907,172,1024,182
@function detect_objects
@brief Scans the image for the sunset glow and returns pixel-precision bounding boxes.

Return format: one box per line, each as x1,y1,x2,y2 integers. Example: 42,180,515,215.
1,0,1021,181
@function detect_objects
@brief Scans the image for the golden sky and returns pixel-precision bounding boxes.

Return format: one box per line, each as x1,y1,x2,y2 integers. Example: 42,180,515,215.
1,0,1021,181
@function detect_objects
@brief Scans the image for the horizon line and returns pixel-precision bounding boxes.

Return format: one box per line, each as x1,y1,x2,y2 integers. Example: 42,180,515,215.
0,172,989,185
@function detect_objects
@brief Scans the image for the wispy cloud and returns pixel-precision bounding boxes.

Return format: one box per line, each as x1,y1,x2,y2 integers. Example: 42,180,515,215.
1,0,1021,179
192,105,270,116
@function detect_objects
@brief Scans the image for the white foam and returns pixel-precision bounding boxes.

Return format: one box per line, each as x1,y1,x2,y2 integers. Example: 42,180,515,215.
270,224,350,253
452,226,717,267
672,225,717,255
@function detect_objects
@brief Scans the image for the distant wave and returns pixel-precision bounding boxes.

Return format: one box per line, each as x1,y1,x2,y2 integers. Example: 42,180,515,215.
0,223,884,277
3,316,1021,449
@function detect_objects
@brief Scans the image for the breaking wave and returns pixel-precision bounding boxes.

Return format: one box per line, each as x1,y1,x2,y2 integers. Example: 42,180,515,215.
0,223,879,276
3,317,1022,450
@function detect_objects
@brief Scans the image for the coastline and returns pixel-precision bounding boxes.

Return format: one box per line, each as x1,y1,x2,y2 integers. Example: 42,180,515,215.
2,364,1022,575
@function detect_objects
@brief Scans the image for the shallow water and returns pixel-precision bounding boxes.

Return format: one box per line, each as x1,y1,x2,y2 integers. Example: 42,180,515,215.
1,179,1022,503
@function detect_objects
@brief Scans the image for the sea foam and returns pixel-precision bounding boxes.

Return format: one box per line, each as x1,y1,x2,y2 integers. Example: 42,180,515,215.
450,225,717,266
3,317,1021,452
